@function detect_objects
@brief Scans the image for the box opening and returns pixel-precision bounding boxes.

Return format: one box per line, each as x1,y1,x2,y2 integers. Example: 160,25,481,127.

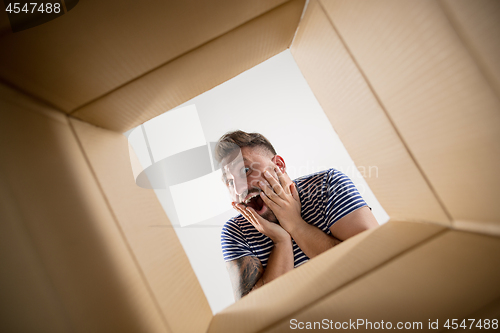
125,50,389,313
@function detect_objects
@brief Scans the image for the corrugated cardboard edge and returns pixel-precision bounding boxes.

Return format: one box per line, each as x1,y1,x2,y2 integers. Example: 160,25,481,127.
262,229,500,332
317,0,500,230
69,117,213,333
290,0,451,225
71,0,306,133
209,222,447,333
0,0,291,112
0,83,169,332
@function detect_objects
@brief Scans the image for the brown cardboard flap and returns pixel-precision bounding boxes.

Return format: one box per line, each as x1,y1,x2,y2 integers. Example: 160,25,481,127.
71,0,305,132
70,117,212,333
454,219,500,237
0,0,289,112
264,229,500,331
291,0,450,225
209,221,446,333
0,170,69,332
318,0,500,229
441,0,500,100
0,84,167,332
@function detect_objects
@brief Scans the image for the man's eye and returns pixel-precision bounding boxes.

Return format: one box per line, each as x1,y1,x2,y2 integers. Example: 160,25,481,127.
242,167,250,175
226,179,234,187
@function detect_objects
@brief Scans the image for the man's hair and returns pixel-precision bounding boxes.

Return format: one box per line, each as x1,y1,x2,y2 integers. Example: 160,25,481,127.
215,130,276,163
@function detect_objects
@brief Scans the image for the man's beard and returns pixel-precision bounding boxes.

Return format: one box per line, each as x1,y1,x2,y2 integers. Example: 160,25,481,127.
260,209,278,224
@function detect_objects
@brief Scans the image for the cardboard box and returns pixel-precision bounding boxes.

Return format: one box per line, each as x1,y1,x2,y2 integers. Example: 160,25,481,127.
1,0,499,331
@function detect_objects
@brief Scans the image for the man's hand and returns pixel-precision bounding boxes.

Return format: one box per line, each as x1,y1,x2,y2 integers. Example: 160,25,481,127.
233,202,290,244
230,201,295,298
258,167,305,234
258,167,377,259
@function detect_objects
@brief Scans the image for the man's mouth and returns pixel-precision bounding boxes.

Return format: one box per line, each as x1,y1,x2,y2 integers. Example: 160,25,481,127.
243,192,265,214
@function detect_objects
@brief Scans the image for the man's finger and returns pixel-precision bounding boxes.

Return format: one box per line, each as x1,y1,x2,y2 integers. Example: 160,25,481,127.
246,206,266,224
263,170,286,199
259,180,282,206
234,203,254,221
291,182,300,202
233,203,245,216
275,167,291,195
245,207,267,231
259,190,277,211
233,202,245,213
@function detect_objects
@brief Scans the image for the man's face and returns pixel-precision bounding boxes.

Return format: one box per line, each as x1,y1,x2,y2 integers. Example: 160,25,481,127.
222,146,279,222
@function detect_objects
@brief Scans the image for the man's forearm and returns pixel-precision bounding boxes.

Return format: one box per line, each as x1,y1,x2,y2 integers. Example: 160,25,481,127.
252,239,294,291
288,221,341,259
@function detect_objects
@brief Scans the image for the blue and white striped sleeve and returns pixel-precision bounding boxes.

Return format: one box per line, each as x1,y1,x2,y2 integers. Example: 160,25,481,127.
325,169,368,229
221,219,254,262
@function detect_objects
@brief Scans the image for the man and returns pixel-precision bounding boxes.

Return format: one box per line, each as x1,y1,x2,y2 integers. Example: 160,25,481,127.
216,130,378,300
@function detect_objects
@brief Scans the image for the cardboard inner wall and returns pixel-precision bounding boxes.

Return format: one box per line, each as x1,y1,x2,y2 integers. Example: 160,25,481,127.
290,0,451,225
208,221,448,333
71,0,306,132
440,0,500,99
259,229,500,333
0,0,290,112
0,0,306,132
210,221,500,332
0,81,214,332
291,0,500,234
0,84,170,333
69,117,213,333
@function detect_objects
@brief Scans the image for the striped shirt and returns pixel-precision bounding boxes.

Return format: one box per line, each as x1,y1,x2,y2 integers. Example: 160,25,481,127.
221,168,368,268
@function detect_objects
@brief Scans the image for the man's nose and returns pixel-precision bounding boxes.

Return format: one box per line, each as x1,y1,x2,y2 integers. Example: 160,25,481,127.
233,176,249,198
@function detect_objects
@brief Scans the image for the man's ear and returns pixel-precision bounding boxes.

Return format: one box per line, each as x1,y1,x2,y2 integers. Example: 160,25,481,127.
272,155,286,173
